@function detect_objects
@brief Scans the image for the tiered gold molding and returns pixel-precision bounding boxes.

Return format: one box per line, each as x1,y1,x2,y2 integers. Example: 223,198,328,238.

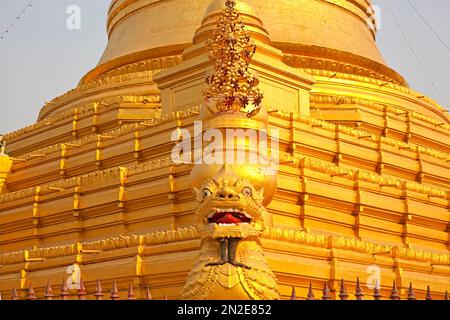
311,94,450,131
11,86,446,157
7,106,450,161
1,153,447,209
3,107,449,194
295,157,447,198
7,96,160,140
37,55,183,120
36,52,447,124
0,226,448,299
0,0,448,300
1,147,448,252
1,227,448,269
78,55,183,89
0,227,450,267
284,54,407,86
3,114,449,201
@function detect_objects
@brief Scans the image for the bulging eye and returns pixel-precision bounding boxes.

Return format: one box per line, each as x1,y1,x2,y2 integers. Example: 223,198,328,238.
202,189,212,198
242,187,252,196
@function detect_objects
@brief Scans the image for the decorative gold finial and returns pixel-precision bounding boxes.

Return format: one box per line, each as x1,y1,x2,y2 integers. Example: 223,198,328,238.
0,133,12,193
0,134,7,155
204,0,263,117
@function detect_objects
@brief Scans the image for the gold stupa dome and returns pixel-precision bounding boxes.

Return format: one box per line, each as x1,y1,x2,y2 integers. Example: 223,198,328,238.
40,0,427,122
40,0,447,124
92,0,405,84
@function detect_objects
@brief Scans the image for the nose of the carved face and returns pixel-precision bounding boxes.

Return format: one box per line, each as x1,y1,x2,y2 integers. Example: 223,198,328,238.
219,187,237,199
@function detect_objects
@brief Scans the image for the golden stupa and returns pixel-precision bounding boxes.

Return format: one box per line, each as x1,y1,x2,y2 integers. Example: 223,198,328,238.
0,0,449,300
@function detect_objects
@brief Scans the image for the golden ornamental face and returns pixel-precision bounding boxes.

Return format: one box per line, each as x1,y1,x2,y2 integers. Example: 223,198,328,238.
193,165,265,239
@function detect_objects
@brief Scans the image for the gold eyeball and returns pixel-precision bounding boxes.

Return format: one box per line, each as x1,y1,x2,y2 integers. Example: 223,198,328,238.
242,187,252,197
202,188,212,198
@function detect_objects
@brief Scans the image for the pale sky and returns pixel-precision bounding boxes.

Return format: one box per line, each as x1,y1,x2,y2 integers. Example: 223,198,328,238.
0,0,449,134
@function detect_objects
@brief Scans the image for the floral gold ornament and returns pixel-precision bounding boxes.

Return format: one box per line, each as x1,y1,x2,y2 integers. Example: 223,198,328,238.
203,0,263,117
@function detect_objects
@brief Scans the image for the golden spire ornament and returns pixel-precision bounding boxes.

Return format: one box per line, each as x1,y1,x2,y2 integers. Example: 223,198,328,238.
0,134,7,155
204,0,263,117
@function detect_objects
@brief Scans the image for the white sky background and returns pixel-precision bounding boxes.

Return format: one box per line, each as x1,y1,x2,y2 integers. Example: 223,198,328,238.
0,0,449,134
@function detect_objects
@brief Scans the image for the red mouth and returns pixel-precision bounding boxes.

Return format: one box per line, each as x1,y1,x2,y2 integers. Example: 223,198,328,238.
207,210,252,224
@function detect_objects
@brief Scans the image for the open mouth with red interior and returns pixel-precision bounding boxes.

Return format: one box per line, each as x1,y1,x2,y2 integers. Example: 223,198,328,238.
207,208,252,224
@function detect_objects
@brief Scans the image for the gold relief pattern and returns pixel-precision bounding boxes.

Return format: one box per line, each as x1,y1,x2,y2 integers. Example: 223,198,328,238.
331,236,391,255
0,251,23,265
395,247,450,265
284,55,403,85
78,56,184,90
0,187,37,203
263,228,327,248
28,245,77,260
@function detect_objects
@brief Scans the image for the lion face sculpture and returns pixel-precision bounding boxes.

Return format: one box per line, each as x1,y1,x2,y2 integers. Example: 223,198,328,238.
193,165,267,239
184,165,280,300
